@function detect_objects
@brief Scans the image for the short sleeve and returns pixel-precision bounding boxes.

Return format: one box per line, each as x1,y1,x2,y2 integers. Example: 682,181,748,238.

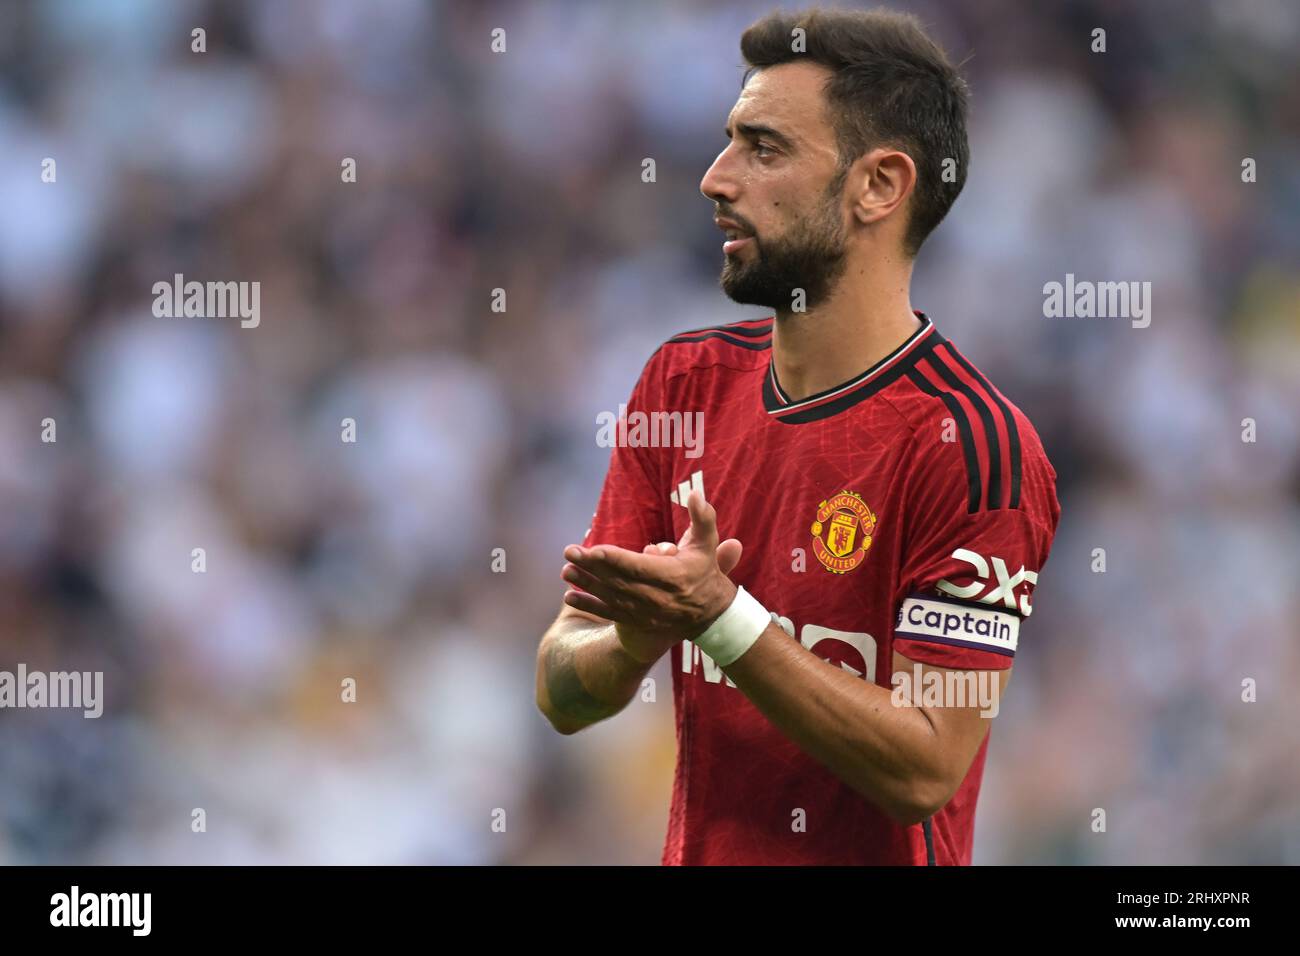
893,422,1060,670
578,348,673,555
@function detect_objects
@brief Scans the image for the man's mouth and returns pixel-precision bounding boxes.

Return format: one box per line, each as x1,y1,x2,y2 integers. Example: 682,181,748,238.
716,217,754,255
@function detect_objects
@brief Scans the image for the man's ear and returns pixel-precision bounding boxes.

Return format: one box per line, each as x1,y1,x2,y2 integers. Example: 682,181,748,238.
850,147,917,228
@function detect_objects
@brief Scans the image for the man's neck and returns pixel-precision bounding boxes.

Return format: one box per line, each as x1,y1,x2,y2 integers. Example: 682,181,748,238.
770,265,919,402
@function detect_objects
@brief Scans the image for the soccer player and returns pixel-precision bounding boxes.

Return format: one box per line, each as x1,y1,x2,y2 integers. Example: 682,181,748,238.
535,8,1060,865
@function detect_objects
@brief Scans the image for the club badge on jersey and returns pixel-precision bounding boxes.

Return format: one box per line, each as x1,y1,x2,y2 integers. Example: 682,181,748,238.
810,490,877,574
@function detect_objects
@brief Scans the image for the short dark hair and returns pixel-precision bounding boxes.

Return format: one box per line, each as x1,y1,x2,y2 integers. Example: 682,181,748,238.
740,7,970,257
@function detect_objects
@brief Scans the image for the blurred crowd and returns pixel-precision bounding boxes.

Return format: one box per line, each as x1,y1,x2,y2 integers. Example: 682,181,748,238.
0,0,1296,864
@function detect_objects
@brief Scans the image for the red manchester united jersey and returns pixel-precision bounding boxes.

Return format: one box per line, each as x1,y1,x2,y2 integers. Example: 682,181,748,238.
578,311,1060,865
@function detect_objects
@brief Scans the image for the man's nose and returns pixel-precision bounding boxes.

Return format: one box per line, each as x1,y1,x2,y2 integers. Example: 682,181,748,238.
700,147,739,204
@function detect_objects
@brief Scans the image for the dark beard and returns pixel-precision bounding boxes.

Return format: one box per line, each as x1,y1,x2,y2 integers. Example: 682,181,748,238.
719,184,848,311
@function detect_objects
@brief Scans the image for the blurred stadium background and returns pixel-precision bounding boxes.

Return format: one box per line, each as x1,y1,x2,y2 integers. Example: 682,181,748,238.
0,0,1297,864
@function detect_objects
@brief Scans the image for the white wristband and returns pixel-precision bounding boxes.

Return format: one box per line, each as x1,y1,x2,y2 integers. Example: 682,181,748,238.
692,586,771,667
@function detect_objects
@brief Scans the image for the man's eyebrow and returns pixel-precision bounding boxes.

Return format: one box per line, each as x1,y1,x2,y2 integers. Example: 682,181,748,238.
724,122,795,148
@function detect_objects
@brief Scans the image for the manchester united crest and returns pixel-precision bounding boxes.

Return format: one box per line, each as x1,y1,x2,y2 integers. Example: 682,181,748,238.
810,491,877,574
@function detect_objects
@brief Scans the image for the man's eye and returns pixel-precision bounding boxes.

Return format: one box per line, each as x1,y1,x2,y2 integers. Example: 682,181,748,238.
754,142,776,157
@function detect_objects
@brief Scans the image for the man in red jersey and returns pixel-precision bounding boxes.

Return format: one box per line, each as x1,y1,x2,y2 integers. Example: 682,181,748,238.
535,8,1059,865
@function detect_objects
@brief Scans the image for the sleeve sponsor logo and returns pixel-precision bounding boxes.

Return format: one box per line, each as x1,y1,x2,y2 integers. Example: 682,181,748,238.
936,548,1039,616
895,594,1019,656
